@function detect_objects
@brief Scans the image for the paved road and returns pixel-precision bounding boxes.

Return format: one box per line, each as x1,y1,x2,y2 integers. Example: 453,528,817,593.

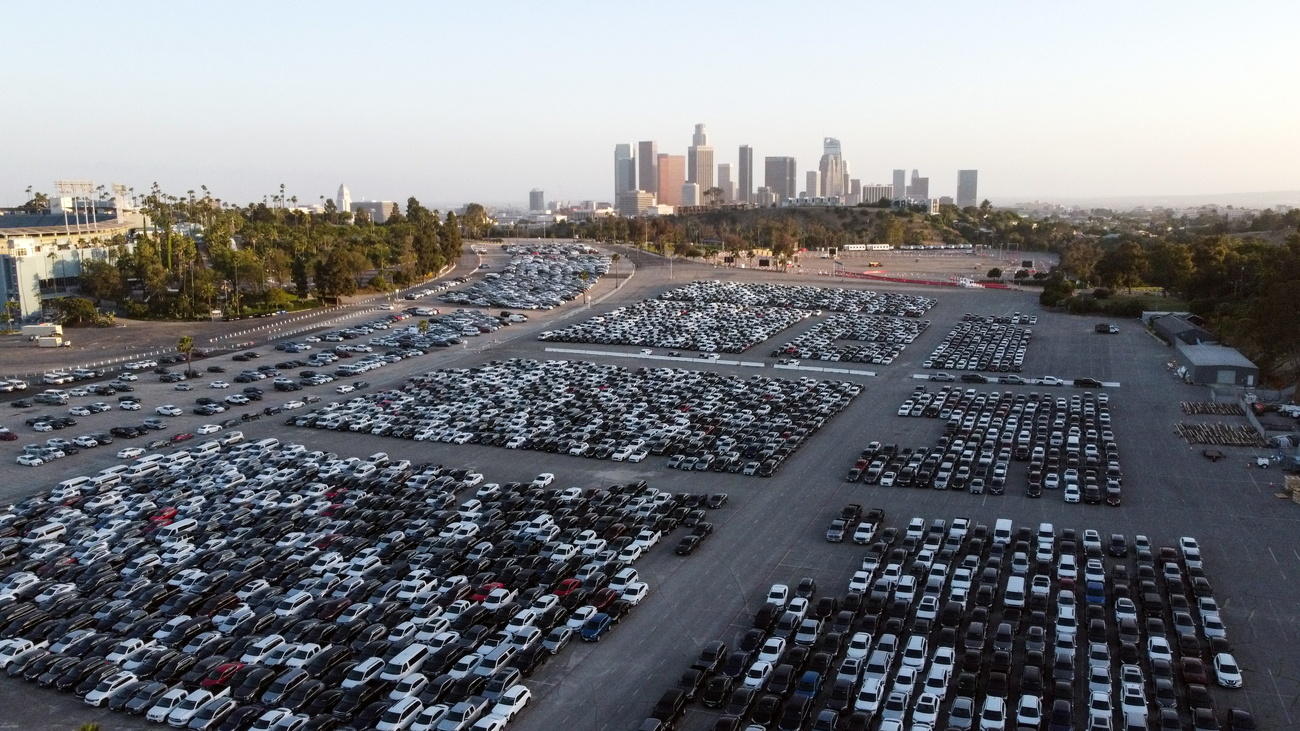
0,251,1294,730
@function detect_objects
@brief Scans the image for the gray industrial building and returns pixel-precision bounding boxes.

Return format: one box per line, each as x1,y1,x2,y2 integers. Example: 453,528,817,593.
1147,313,1259,387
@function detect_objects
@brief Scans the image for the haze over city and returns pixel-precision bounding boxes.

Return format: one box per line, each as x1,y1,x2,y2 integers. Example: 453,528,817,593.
5,0,1299,207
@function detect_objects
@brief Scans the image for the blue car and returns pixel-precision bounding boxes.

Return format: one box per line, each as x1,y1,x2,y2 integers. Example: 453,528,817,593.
580,613,613,642
1085,581,1106,604
793,670,821,699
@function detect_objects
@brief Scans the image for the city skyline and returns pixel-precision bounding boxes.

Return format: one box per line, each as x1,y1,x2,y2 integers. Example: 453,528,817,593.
3,1,1298,208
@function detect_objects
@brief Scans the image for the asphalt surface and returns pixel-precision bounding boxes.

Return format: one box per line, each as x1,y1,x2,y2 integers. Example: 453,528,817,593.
0,246,1295,730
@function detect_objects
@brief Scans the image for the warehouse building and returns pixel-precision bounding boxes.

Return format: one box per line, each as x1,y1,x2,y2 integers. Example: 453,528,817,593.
1146,312,1259,386
1173,341,1259,387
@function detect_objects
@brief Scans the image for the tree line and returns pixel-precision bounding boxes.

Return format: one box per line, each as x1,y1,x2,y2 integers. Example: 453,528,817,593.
72,185,485,320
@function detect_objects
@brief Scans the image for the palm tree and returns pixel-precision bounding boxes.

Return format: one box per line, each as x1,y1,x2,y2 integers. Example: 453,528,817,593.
177,335,194,375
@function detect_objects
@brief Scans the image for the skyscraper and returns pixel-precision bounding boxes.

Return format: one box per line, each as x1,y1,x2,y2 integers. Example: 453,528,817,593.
681,182,700,206
806,171,820,198
737,145,754,203
906,170,929,200
957,170,979,208
529,189,545,211
717,163,734,202
892,169,906,200
764,157,797,202
849,179,862,205
687,123,714,191
616,190,656,218
656,154,686,206
335,184,351,214
863,184,892,205
637,141,658,197
614,144,636,201
818,137,846,198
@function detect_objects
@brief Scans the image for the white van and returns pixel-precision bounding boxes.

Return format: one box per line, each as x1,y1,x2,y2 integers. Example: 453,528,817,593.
254,438,280,451
993,518,1013,546
126,462,161,479
381,643,431,681
1004,576,1026,608
190,441,220,458
474,645,516,677
90,473,122,491
155,518,198,543
22,522,67,545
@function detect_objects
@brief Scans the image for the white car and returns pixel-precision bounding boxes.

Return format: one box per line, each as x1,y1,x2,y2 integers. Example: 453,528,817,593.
209,381,230,389
120,400,141,410
531,473,555,487
283,400,305,410
491,683,532,721
743,660,773,689
117,447,145,459
757,637,787,663
69,406,92,417
156,405,183,416
620,582,649,606
15,454,43,467
765,584,789,607
174,383,194,391
196,424,221,435
73,436,99,448
1015,694,1042,727
336,384,356,394
1214,653,1243,688
146,687,190,723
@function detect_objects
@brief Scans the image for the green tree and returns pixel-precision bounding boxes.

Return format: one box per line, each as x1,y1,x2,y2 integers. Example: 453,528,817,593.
462,203,490,238
1146,241,1194,294
51,297,99,326
78,259,124,304
986,267,1002,278
177,335,194,373
1059,241,1103,284
1096,241,1148,292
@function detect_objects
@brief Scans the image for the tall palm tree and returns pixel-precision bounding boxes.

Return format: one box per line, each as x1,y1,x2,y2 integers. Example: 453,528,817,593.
177,335,194,374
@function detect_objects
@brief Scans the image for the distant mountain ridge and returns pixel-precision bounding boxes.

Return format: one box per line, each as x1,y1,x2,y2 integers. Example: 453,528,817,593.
1005,190,1300,210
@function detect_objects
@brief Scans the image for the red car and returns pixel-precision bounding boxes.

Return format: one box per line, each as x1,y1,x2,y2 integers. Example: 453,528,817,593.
554,578,582,596
0,431,17,441
170,432,194,443
590,587,619,610
150,507,179,524
470,582,504,603
200,661,245,689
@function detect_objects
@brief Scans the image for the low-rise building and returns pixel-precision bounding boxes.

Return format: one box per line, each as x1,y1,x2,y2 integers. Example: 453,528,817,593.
0,213,140,321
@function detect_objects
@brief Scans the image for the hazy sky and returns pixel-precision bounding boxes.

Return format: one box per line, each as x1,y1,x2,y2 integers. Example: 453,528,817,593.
6,0,1298,208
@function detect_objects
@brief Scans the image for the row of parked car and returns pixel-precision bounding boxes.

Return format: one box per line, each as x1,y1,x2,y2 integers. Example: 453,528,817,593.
0,439,724,730
660,281,936,318
439,244,608,310
770,314,931,365
290,358,862,477
538,299,811,354
924,320,1031,373
854,387,1124,505
647,511,1252,731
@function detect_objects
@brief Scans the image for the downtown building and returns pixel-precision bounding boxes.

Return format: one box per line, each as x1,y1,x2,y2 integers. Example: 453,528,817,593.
737,145,754,203
686,123,714,192
656,154,686,206
763,156,797,202
614,144,636,202
957,169,979,207
818,137,847,198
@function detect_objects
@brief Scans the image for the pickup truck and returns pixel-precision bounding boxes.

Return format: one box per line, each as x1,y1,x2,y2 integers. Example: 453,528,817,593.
825,519,848,543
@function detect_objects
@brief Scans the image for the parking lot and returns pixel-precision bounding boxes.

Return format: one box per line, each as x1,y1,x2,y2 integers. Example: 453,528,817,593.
0,249,1295,730
652,510,1245,730
539,299,811,354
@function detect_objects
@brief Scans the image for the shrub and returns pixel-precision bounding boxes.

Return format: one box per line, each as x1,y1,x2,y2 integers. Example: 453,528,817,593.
1093,288,1113,299
986,267,1003,278
1014,269,1030,279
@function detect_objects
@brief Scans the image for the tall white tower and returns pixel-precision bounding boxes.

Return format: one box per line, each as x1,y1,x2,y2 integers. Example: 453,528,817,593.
336,184,352,213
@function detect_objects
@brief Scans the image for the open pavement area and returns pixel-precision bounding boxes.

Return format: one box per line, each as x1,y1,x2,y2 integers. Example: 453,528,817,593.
0,242,1295,731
